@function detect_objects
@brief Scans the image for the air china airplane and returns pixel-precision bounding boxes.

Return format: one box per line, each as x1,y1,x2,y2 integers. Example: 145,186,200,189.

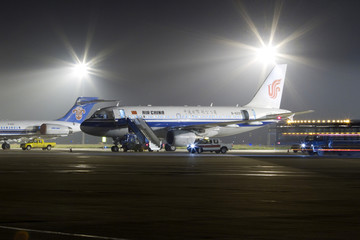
0,97,99,150
81,64,303,152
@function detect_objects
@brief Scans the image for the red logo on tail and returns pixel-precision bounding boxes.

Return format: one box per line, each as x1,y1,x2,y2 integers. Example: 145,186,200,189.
268,79,281,99
72,107,86,120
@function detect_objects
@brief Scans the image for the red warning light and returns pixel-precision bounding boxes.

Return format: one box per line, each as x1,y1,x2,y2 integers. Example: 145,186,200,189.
277,116,282,120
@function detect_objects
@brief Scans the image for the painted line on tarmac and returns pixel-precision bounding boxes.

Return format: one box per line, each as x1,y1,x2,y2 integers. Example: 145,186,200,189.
0,225,129,240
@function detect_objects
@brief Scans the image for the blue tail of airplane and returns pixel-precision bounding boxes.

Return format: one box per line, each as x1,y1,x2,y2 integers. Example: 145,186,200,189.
57,97,98,123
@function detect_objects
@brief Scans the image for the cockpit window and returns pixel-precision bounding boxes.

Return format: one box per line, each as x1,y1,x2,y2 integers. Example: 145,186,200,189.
90,111,114,119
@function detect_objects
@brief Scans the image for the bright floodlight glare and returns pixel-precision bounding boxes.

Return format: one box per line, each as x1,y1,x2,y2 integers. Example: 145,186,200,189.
256,45,277,64
74,62,89,79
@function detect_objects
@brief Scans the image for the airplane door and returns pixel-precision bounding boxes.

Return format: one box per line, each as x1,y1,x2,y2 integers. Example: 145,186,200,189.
176,113,181,122
251,109,256,120
119,109,126,118
113,109,126,119
241,110,249,120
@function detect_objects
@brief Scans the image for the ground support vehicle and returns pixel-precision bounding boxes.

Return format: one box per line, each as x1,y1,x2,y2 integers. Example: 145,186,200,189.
111,134,151,152
187,138,232,154
290,143,306,153
20,138,56,151
302,134,360,156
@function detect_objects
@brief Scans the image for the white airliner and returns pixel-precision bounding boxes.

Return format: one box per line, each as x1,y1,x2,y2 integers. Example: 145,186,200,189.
81,64,304,151
0,97,99,150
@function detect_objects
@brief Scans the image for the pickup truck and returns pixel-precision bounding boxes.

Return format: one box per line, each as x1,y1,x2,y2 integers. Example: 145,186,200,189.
187,138,232,154
21,138,56,151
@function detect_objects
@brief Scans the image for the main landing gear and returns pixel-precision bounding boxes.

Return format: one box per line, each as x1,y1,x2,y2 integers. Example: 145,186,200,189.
111,137,121,152
2,142,10,150
111,145,119,152
110,135,148,152
165,144,176,151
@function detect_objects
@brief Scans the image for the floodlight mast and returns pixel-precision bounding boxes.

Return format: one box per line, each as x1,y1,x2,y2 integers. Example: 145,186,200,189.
73,62,89,144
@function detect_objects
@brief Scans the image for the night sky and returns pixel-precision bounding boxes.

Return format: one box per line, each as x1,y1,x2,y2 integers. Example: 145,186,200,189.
1,0,360,122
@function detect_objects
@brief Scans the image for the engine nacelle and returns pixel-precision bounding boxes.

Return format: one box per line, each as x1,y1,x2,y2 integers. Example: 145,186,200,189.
166,130,197,147
40,124,73,136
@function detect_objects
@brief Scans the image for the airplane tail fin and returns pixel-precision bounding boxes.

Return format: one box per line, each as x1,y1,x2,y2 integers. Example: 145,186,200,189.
57,97,99,123
245,64,287,109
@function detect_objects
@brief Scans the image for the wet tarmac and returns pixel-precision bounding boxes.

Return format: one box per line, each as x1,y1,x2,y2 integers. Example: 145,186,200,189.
1,150,360,239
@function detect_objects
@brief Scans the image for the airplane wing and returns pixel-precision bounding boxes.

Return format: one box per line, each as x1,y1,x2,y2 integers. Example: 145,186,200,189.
263,110,314,121
0,135,34,143
0,134,59,143
178,110,314,130
77,99,120,105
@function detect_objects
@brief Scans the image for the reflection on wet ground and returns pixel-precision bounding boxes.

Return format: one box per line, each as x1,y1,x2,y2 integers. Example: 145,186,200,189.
0,151,360,239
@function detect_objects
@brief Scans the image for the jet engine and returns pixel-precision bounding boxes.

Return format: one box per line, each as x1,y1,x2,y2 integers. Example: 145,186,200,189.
166,130,197,147
40,124,73,136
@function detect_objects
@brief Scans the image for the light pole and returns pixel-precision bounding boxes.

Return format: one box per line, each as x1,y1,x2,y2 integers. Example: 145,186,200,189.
74,62,89,144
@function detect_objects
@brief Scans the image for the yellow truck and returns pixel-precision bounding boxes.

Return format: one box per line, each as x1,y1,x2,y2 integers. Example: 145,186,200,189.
20,138,56,151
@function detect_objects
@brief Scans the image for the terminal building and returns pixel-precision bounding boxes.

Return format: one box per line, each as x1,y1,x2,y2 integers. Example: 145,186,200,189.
275,119,360,146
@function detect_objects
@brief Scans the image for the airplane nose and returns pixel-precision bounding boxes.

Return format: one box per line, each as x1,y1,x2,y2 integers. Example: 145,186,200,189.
81,118,129,137
80,120,96,135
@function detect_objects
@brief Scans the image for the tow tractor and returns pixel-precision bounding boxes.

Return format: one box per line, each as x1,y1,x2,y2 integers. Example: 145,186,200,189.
110,113,162,152
118,133,150,152
301,134,360,156
187,138,232,154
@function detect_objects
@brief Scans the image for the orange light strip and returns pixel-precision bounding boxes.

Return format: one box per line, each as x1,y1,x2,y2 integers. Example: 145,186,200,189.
287,119,351,124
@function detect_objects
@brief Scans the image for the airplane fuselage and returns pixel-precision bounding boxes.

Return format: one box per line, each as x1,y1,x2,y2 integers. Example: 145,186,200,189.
81,105,290,139
0,120,80,141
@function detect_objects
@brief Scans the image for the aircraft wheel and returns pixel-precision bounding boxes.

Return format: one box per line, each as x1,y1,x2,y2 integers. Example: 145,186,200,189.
308,151,315,156
135,144,143,152
165,144,176,151
165,144,171,151
316,148,324,156
111,146,119,152
2,142,10,150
